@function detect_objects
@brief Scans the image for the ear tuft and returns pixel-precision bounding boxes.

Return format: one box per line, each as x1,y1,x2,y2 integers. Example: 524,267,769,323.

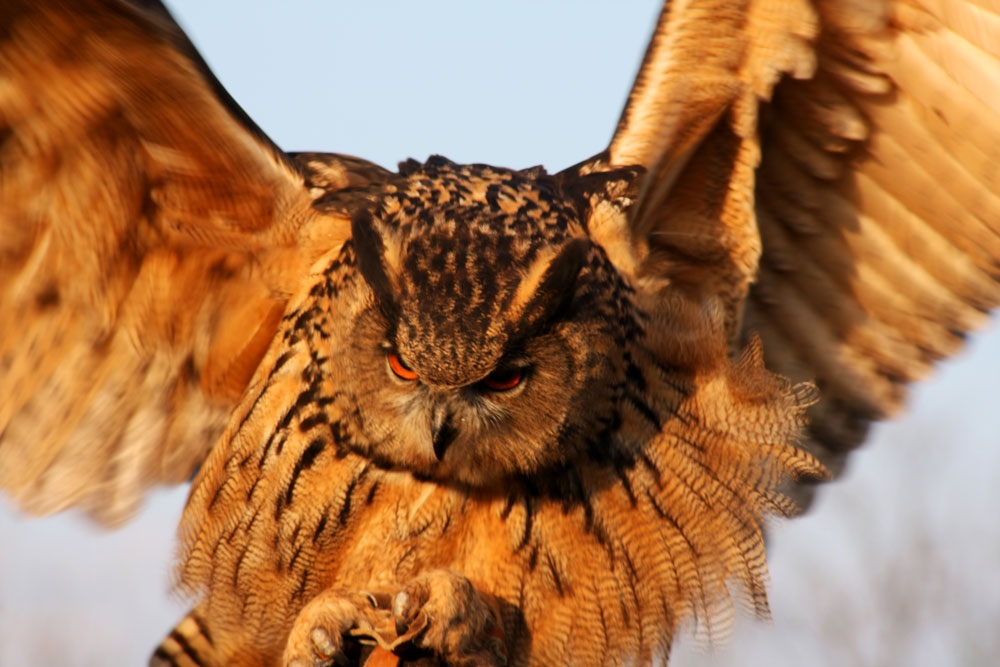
351,210,396,314
519,238,590,329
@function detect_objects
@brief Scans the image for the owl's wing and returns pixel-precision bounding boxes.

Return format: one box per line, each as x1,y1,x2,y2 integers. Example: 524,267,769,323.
0,0,363,525
605,1,1000,491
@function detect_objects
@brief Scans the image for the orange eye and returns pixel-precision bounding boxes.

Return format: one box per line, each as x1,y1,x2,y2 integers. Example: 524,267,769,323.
482,367,523,392
387,352,419,381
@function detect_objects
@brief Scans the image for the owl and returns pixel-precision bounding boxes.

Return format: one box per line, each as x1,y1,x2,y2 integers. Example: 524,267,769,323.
2,1,999,666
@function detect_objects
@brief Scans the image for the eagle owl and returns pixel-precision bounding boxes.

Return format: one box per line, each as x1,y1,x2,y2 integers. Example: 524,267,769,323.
2,1,999,666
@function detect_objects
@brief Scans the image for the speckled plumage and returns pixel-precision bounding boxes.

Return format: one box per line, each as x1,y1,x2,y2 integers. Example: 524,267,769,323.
161,155,826,665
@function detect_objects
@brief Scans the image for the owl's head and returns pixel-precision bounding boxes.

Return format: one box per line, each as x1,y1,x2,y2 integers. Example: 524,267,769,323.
322,157,641,487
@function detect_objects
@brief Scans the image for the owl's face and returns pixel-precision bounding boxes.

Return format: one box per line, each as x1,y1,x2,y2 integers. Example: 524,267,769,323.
317,158,641,487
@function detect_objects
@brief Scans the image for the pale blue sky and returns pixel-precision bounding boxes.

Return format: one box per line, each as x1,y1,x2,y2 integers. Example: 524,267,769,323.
1,3,999,666
171,1,658,169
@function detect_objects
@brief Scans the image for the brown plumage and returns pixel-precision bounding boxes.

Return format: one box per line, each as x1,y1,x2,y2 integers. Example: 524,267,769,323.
1,1,998,666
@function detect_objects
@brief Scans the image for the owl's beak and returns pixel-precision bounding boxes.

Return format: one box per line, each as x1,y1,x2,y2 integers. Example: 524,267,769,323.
430,404,456,460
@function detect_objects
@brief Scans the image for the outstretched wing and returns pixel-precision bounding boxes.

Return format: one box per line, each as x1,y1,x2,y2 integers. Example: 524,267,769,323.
0,0,359,524
605,0,1000,492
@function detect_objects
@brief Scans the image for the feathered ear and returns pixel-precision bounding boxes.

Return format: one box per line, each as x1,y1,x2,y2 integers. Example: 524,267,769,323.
351,210,398,318
509,238,590,339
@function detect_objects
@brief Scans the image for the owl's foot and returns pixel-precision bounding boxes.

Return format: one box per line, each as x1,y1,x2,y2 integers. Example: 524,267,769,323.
283,572,505,666
390,569,506,666
283,589,386,666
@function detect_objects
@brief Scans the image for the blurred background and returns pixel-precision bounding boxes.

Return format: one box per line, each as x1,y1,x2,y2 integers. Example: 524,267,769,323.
1,2,998,665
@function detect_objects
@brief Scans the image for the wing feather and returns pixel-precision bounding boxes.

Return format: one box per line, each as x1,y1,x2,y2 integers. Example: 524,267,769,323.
608,0,820,338
605,0,1000,501
0,0,354,524
752,0,1000,477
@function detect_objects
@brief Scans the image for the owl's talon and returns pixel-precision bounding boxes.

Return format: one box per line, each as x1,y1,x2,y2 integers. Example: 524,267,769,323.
310,627,336,657
283,590,383,667
391,590,414,636
391,570,507,666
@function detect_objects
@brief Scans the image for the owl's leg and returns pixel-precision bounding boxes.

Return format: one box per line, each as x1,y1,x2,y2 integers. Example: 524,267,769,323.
390,569,507,666
283,589,387,666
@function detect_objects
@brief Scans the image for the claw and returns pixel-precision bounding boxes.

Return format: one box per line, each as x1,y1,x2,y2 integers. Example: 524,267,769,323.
311,627,336,657
392,590,411,636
